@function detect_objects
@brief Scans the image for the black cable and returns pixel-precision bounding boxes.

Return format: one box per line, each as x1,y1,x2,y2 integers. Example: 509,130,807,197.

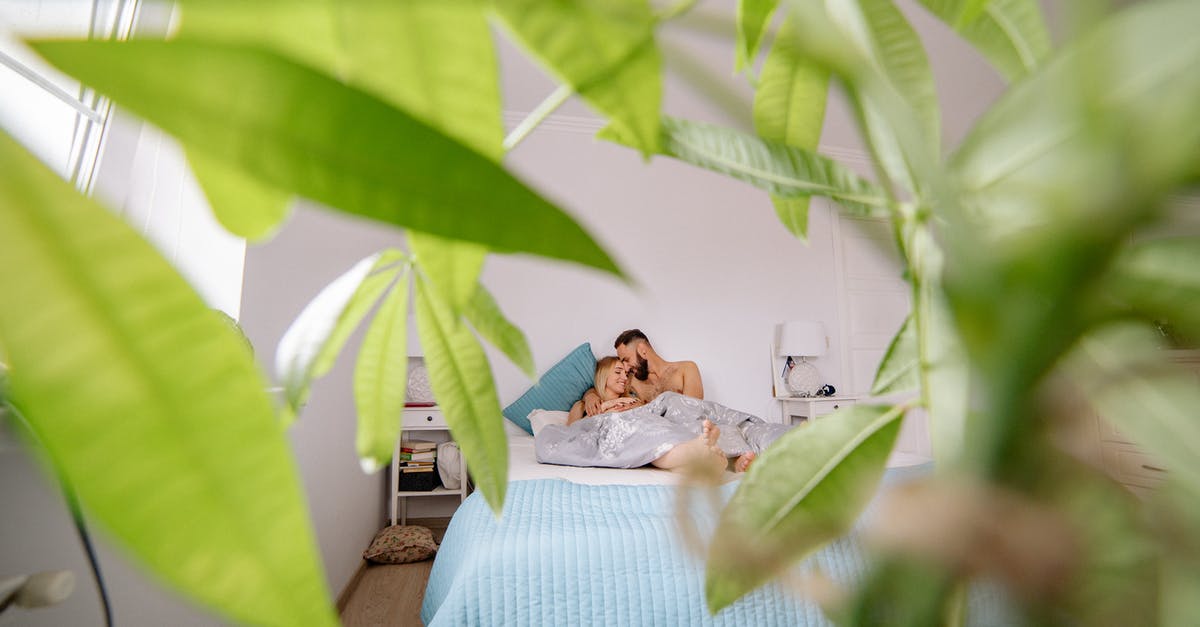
2,402,113,627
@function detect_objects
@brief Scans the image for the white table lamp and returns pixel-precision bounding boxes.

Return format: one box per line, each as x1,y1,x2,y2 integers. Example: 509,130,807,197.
776,321,827,397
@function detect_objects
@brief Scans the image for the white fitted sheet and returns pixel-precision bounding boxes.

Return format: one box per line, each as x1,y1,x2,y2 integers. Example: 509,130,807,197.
504,430,933,486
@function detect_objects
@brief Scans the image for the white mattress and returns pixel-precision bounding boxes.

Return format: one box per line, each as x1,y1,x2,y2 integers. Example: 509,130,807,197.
504,430,933,486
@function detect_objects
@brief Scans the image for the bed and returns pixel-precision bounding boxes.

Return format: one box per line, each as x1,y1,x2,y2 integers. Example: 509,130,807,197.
420,428,950,626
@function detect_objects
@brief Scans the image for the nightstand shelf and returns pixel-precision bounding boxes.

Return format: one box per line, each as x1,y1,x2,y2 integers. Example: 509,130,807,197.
389,407,471,525
774,395,861,425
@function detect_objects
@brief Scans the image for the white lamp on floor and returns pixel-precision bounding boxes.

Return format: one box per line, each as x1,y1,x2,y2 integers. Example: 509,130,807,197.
776,321,827,397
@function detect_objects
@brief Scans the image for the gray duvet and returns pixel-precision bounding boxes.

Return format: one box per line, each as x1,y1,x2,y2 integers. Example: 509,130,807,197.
534,391,791,469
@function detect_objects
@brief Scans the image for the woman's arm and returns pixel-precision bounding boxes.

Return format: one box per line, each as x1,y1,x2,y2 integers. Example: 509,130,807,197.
567,400,585,426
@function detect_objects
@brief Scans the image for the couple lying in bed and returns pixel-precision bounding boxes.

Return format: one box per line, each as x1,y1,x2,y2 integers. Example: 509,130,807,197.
535,355,791,474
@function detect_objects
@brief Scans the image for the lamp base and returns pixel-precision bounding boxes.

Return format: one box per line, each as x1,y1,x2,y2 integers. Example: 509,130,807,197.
785,360,822,397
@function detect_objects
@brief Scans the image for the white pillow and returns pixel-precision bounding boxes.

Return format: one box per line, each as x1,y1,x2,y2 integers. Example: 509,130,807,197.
528,409,570,436
503,418,530,438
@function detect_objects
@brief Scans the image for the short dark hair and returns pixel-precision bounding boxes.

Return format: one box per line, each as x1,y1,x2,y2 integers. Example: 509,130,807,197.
614,329,648,349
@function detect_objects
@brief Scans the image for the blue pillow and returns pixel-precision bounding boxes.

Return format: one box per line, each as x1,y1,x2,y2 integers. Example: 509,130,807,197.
503,343,596,435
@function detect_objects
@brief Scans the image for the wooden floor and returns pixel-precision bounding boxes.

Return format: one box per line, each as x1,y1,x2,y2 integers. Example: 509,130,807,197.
339,518,450,627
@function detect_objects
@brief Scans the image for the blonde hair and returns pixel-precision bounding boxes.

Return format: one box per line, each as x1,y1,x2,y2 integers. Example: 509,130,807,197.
594,356,622,399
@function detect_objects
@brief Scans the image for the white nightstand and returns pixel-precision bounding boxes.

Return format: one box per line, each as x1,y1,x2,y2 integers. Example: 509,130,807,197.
390,407,471,525
775,395,861,425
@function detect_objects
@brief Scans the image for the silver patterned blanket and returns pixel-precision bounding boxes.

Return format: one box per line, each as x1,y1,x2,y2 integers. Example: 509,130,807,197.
535,392,791,468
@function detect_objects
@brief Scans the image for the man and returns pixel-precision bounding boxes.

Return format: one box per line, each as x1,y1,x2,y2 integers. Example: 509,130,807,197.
581,329,703,417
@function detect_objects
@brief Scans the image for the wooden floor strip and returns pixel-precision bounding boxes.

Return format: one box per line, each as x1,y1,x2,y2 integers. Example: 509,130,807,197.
339,518,450,627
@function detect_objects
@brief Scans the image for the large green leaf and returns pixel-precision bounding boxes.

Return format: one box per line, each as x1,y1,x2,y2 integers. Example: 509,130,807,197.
276,251,403,423
0,131,335,625
735,0,781,71
915,0,1051,82
625,116,889,216
822,0,941,193
414,276,508,514
463,284,537,379
353,267,411,474
30,39,621,276
180,0,503,161
1109,236,1200,341
754,15,830,240
871,313,919,395
495,0,662,155
951,1,1200,219
176,0,505,236
706,404,905,610
409,231,487,315
185,147,293,241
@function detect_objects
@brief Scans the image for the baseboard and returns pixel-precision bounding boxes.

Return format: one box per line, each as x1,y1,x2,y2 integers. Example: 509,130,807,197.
336,561,368,614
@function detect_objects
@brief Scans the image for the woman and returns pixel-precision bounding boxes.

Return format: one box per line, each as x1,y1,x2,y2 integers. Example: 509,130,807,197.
566,357,643,425
540,357,732,475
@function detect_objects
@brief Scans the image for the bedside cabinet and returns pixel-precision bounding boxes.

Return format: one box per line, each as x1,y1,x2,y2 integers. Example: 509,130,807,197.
390,407,471,525
775,395,861,425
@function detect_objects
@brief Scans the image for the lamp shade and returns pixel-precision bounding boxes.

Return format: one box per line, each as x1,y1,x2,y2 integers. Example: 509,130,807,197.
776,321,827,357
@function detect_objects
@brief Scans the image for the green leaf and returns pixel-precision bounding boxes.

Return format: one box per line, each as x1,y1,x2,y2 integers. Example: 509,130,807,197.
754,14,830,240
30,39,621,276
834,0,941,192
1043,461,1160,626
1072,326,1200,497
179,0,503,160
915,0,1051,81
951,1,1200,214
463,284,536,379
186,147,292,241
1109,237,1200,341
353,267,411,474
276,251,403,422
414,275,508,514
1158,481,1200,626
0,131,336,625
624,116,889,216
176,0,504,235
872,314,919,395
706,403,905,611
735,0,781,71
495,0,662,155
409,231,487,315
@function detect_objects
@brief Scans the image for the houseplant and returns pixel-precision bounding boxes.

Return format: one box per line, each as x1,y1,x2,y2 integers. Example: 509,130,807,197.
1,0,1197,623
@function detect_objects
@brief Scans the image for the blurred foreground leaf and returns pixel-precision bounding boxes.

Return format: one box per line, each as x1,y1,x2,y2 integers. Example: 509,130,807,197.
31,38,620,276
754,15,830,241
463,285,537,379
872,314,918,395
735,0,780,71
353,266,411,473
415,276,508,514
495,0,662,155
915,0,1051,81
706,404,904,611
615,116,889,216
276,251,403,423
186,147,292,241
0,131,335,625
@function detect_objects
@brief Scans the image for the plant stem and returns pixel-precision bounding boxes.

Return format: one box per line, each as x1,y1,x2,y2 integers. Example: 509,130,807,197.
3,402,113,627
503,85,574,152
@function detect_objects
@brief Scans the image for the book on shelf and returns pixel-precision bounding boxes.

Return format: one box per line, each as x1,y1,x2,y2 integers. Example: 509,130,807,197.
400,439,437,453
400,460,434,468
398,451,435,462
401,466,435,473
404,401,437,408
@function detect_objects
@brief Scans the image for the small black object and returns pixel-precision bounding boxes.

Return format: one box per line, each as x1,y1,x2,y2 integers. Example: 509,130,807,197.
817,384,836,397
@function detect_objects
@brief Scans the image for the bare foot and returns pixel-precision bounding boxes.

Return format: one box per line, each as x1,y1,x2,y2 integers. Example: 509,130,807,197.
701,419,720,447
734,452,757,473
